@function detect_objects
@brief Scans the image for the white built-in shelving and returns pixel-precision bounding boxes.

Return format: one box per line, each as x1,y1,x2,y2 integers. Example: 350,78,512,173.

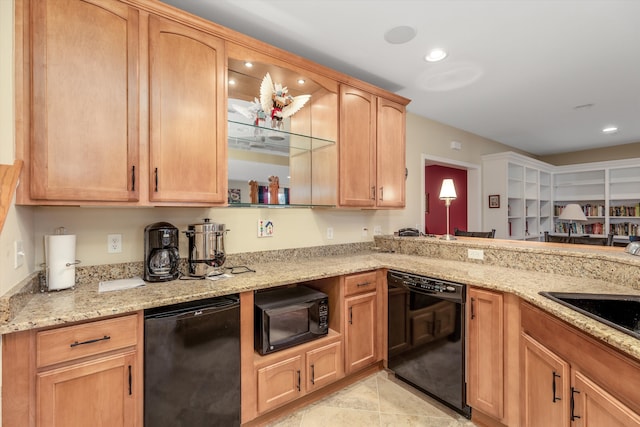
483,153,640,242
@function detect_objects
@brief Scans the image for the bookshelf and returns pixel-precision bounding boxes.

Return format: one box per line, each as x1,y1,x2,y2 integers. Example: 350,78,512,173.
483,153,640,243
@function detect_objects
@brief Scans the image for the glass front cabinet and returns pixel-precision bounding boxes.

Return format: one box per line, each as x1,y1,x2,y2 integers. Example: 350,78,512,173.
226,46,338,207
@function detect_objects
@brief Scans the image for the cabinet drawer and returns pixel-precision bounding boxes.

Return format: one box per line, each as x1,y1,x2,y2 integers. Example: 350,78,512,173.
36,314,138,368
344,271,377,296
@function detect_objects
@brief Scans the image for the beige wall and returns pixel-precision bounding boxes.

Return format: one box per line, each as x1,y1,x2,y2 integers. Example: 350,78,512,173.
539,141,640,165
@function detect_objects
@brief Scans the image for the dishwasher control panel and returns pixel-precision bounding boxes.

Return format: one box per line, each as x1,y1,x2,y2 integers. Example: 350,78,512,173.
388,271,465,301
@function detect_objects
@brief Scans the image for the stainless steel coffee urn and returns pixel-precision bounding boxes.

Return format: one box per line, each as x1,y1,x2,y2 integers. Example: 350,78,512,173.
185,218,227,276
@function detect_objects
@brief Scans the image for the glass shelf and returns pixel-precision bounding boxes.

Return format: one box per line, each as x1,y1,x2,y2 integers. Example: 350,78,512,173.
228,120,335,155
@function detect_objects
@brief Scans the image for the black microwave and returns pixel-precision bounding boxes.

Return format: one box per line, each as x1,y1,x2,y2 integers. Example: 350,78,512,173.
254,285,329,355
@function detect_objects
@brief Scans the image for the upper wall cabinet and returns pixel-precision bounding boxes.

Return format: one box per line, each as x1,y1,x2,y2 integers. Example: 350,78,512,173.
339,85,406,208
16,0,227,206
25,0,140,203
226,48,338,207
148,15,227,204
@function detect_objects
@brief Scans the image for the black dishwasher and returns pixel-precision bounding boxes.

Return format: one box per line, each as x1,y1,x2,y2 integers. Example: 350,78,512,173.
144,295,240,427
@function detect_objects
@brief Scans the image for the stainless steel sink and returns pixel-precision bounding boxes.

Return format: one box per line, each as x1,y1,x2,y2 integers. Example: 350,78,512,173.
539,292,640,340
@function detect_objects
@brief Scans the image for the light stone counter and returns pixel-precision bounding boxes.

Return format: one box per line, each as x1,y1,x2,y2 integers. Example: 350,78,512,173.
1,238,639,362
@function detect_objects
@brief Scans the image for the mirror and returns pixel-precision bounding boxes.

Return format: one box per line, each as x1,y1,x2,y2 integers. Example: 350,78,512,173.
227,58,337,207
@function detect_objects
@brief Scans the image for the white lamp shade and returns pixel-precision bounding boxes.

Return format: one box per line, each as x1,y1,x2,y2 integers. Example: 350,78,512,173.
439,179,457,199
559,204,587,222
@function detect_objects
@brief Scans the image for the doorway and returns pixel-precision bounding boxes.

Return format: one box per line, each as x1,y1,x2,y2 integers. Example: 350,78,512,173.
425,165,467,235
421,155,481,235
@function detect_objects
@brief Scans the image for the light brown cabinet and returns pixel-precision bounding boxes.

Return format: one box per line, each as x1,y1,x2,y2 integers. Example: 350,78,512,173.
467,287,504,420
521,302,640,427
520,332,571,427
344,271,379,374
17,0,227,206
2,313,144,427
148,15,227,204
25,0,139,203
339,85,406,208
255,334,343,415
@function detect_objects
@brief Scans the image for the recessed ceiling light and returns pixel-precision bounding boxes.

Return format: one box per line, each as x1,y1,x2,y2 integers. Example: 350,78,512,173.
425,48,447,62
244,61,253,68
228,79,236,85
297,79,305,84
602,126,618,134
384,26,417,44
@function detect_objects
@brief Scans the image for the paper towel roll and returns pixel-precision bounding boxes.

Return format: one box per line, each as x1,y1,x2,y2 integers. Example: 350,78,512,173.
45,234,77,291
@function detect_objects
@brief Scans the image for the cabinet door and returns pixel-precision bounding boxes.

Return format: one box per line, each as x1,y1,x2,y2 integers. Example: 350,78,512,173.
30,0,139,202
38,351,137,427
571,371,640,427
148,15,227,204
339,85,376,207
520,333,570,427
376,97,406,207
345,292,377,374
306,341,343,392
256,355,303,414
467,288,504,419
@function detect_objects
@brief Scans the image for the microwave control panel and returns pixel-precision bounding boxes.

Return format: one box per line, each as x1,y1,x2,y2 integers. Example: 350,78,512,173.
319,299,329,329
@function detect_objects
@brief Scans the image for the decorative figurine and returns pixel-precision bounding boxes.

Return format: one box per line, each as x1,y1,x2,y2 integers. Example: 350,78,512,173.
268,175,279,205
260,73,310,129
248,180,258,204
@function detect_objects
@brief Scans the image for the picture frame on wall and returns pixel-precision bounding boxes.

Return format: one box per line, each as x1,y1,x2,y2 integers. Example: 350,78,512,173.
489,194,500,209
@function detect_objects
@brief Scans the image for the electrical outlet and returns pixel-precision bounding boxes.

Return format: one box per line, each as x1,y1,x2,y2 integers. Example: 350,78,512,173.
326,227,334,240
108,234,122,253
468,249,484,260
14,240,25,269
373,226,382,236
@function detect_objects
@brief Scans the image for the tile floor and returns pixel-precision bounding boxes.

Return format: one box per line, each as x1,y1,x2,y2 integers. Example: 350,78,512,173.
266,371,476,427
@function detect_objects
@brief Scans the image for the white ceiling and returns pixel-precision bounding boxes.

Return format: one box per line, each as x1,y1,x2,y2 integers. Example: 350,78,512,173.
161,0,640,156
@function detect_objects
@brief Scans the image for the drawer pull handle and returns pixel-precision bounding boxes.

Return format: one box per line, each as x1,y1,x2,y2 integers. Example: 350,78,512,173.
70,335,111,348
296,370,301,391
470,297,476,319
356,281,371,287
311,364,315,385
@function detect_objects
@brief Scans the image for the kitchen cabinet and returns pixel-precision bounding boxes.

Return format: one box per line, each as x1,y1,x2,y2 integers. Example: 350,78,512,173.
23,0,140,203
16,0,227,206
466,288,521,426
2,313,144,427
467,287,504,419
521,302,640,427
339,85,406,208
344,271,379,374
254,334,343,415
226,50,338,207
148,15,227,204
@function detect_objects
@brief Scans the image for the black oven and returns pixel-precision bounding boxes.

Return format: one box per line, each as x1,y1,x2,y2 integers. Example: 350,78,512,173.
387,270,471,418
254,285,329,355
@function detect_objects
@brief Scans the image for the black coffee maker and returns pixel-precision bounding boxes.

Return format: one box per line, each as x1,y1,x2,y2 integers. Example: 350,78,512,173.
144,222,180,282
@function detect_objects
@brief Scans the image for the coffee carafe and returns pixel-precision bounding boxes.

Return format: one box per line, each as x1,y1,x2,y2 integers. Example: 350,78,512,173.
144,222,180,282
185,218,227,277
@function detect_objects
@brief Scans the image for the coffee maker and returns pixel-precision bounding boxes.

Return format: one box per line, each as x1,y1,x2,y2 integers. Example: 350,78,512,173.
144,222,180,282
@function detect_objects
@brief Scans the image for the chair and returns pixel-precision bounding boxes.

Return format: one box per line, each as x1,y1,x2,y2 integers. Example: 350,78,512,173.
454,228,495,238
570,233,614,246
544,231,569,243
544,231,614,246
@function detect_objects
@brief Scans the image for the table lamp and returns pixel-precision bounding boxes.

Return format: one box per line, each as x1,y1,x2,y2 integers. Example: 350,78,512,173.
558,203,587,237
439,178,457,240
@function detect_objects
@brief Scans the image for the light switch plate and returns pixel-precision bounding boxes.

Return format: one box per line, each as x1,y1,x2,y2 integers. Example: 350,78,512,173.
468,249,484,260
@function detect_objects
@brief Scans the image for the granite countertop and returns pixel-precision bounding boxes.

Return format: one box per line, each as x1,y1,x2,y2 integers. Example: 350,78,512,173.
2,239,639,362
